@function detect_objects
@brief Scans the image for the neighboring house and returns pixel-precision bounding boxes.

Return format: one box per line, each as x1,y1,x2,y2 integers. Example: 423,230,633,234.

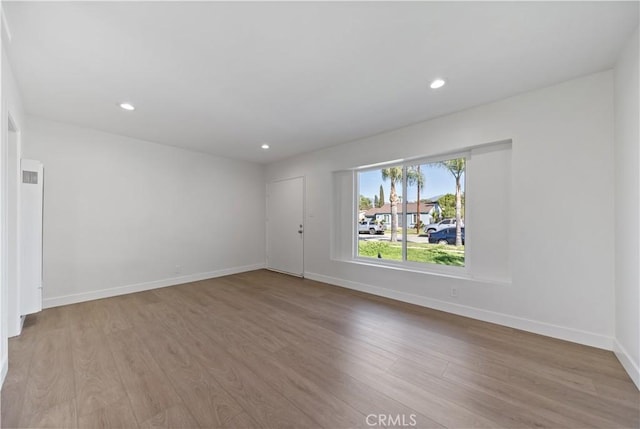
363,202,441,227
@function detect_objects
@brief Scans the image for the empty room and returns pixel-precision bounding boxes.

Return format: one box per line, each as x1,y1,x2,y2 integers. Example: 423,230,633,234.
0,1,639,428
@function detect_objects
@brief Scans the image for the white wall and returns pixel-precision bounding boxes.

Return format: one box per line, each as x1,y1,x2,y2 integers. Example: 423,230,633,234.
1,18,26,385
614,28,639,389
22,117,265,307
267,71,615,350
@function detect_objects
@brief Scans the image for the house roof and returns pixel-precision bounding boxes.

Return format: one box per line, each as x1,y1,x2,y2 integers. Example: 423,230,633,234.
364,202,435,217
425,194,446,203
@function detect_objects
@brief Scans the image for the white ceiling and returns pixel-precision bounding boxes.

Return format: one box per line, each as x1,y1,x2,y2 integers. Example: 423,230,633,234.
4,1,638,163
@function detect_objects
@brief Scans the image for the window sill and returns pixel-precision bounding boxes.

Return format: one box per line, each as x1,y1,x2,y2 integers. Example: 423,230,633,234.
338,257,511,286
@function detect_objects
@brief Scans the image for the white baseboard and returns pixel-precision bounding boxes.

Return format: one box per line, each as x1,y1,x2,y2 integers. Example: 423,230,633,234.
614,339,640,390
1,353,7,389
43,263,265,309
304,272,614,351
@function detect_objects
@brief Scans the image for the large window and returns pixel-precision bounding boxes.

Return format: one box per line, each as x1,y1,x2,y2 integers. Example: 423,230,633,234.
356,156,466,269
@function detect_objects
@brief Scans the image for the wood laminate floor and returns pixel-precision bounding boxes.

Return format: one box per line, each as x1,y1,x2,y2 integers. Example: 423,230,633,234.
1,270,639,428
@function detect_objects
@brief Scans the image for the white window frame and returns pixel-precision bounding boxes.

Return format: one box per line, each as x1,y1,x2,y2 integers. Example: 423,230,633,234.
353,151,470,277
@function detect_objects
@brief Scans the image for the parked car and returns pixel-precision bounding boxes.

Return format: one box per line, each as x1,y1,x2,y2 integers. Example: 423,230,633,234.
427,227,465,245
358,218,386,235
423,218,464,234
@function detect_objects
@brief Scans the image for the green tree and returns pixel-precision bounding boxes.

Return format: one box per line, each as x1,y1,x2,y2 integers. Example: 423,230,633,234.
438,193,465,220
438,194,457,219
438,159,465,246
359,195,373,210
373,195,379,208
378,185,385,208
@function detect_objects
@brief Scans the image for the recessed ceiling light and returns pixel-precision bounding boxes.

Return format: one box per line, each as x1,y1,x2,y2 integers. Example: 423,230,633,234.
430,79,446,89
119,102,135,111
261,144,270,149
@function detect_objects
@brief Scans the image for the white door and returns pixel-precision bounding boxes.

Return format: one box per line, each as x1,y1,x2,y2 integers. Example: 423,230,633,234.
20,159,43,315
267,177,304,276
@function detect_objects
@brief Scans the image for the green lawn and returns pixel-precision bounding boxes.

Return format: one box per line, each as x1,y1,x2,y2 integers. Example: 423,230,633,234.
358,240,465,266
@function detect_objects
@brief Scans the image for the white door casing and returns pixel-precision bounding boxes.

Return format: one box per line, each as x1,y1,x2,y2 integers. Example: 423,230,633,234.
266,177,304,277
7,120,22,336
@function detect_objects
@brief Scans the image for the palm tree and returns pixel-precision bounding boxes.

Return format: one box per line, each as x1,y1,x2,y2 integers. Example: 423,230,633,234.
408,166,425,234
382,167,424,242
438,159,465,246
381,167,403,242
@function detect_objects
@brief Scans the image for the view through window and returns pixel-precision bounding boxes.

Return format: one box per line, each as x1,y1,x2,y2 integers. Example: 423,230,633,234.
357,157,465,267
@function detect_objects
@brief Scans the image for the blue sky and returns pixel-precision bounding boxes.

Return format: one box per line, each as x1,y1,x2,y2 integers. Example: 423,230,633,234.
358,164,465,203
